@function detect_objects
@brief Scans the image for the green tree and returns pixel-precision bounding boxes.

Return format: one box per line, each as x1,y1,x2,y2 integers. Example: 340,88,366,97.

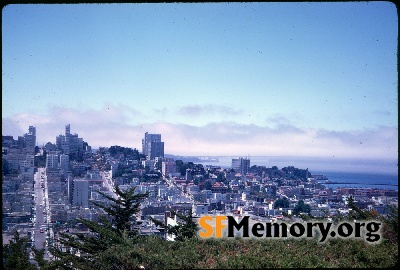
205,180,212,190
50,186,148,269
347,196,373,220
216,172,225,182
91,185,149,233
150,208,199,242
273,197,290,209
51,216,130,269
347,196,398,244
175,160,191,176
293,200,311,215
2,230,36,270
109,145,142,160
380,205,398,244
32,247,48,269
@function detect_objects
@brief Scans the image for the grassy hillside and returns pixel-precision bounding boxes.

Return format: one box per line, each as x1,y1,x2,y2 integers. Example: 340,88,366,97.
98,236,398,269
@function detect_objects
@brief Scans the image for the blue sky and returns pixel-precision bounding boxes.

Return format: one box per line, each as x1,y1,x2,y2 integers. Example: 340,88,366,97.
2,3,398,160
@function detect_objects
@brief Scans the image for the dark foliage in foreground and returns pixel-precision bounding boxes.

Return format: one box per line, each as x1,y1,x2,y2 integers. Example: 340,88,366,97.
2,230,36,270
3,188,398,269
149,207,199,242
4,230,398,269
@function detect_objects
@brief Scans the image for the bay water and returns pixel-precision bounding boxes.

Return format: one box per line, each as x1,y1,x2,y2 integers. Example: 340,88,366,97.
195,156,398,191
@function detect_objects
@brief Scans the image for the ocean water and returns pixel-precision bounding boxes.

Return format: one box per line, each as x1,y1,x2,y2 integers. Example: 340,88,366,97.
312,171,398,191
196,156,398,191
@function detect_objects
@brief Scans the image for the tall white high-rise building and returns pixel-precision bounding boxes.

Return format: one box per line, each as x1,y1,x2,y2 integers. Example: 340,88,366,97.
73,179,89,207
162,160,177,176
46,154,59,171
24,126,36,154
59,154,70,172
231,157,250,175
142,132,164,160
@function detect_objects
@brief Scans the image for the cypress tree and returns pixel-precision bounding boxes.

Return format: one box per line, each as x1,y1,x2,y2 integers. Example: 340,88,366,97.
49,186,148,269
150,208,199,242
3,230,36,270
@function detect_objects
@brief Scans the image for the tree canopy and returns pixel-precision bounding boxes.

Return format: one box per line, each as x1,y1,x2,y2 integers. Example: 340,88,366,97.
2,230,36,270
48,186,148,269
293,200,311,215
150,208,199,242
274,197,290,209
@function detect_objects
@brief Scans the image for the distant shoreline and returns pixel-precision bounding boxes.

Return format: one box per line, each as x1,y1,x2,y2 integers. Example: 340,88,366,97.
92,150,398,176
178,155,398,175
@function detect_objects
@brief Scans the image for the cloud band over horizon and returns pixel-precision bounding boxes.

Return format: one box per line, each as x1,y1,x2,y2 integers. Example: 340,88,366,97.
2,104,397,160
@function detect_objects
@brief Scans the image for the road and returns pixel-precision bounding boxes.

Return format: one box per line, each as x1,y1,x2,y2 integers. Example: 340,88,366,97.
33,167,52,259
101,170,118,199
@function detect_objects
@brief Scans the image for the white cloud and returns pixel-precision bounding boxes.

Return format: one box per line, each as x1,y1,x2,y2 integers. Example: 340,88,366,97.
2,106,398,160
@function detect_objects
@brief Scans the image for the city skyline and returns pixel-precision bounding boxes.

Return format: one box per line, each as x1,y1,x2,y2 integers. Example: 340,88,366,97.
2,3,398,160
